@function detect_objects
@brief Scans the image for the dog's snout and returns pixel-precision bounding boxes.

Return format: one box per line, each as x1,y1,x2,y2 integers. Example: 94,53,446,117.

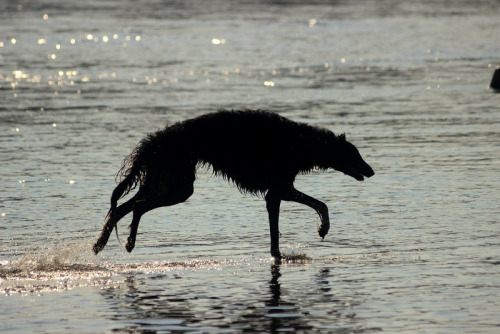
363,164,375,178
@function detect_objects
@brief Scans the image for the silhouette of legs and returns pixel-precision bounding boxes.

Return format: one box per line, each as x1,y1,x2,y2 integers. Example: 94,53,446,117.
265,189,282,258
95,177,328,258
125,181,193,252
282,188,330,238
265,185,330,258
93,195,137,254
93,175,194,254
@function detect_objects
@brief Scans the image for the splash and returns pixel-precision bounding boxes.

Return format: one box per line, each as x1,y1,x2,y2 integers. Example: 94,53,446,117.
0,240,237,296
325,252,393,263
7,240,98,272
0,240,116,295
279,251,312,264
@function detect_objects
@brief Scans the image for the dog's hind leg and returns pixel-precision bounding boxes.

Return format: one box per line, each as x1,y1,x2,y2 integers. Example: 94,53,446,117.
282,187,330,239
125,178,194,252
265,188,282,258
93,197,136,254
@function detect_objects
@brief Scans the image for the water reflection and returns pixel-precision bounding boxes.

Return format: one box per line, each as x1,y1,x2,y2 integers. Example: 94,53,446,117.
264,264,312,332
100,275,194,331
97,262,372,333
267,264,281,306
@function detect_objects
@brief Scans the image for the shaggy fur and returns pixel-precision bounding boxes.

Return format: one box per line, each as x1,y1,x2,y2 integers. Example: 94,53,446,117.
93,109,374,258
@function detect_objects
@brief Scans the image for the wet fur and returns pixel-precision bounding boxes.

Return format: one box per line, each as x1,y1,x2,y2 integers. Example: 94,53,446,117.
93,109,374,258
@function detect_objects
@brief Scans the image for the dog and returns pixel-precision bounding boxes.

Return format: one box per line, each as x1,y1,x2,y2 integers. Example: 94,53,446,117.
93,109,374,258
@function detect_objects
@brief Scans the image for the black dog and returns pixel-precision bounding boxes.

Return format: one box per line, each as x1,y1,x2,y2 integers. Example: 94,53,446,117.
93,109,374,258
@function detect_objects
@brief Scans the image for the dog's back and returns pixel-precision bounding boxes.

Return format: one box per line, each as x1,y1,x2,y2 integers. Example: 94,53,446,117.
157,110,336,193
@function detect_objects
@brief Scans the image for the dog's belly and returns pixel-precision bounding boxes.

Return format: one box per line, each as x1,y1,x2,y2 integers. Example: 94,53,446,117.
207,157,295,194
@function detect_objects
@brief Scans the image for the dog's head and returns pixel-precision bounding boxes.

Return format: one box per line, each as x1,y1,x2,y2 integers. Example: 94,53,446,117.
331,134,374,181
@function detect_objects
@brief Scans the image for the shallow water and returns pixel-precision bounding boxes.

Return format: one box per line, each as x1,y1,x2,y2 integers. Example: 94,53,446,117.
1,0,500,333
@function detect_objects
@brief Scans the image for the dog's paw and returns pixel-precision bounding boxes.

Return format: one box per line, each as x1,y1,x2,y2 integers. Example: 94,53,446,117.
271,248,282,259
125,237,135,252
318,225,329,239
92,242,103,255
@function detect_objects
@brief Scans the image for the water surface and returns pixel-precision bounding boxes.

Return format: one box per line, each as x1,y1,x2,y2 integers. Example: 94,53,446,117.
1,0,500,332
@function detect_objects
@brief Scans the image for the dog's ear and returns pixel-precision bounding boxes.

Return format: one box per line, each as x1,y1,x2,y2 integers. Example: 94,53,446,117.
338,133,346,141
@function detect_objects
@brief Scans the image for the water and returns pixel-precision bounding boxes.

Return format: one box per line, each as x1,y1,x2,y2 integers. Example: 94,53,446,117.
1,0,500,332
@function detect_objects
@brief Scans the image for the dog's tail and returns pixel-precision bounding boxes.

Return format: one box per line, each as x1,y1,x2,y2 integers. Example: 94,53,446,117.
108,134,157,215
107,165,140,214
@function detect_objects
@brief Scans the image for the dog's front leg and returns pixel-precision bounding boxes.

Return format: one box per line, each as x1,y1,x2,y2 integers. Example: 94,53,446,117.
265,190,282,258
284,188,330,239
